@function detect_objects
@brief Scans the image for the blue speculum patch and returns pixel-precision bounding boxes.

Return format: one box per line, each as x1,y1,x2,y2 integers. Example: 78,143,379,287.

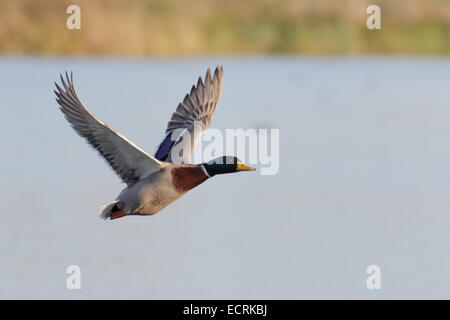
155,133,175,161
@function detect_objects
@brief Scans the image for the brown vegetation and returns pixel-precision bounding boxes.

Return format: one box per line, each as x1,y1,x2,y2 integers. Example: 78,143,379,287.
0,0,449,56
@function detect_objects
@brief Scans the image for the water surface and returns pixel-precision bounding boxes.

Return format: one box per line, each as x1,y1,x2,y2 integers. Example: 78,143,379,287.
1,56,449,299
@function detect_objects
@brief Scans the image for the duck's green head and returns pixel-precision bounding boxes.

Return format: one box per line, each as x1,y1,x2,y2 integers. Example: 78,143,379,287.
202,156,255,177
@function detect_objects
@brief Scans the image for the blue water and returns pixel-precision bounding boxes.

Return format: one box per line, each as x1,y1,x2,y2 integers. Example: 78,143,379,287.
1,56,450,299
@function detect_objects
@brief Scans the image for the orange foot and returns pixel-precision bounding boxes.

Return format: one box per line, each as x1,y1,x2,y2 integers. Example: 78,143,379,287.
110,211,126,220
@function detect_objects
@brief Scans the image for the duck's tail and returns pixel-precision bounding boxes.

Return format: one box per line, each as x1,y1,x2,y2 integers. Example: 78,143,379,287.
99,201,126,220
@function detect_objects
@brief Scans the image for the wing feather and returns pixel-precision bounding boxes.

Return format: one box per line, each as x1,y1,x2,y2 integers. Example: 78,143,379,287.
55,71,162,186
155,66,223,163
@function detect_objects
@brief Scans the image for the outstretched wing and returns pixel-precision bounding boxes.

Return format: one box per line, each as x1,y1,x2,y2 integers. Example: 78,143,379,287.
155,66,223,163
55,71,163,186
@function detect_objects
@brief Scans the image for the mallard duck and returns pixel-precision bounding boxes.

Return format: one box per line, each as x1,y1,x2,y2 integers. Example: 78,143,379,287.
54,66,255,220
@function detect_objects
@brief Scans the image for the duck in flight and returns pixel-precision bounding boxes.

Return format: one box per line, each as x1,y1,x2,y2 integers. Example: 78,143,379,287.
54,66,255,220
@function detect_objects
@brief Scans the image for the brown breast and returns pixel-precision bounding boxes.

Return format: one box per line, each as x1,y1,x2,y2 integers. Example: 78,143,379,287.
171,165,209,193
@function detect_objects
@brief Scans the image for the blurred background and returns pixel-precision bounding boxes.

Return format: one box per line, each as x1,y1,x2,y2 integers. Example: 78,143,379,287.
1,0,450,299
1,0,449,56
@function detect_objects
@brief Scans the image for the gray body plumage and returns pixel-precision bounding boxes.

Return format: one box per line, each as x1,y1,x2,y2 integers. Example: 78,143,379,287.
116,167,182,215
